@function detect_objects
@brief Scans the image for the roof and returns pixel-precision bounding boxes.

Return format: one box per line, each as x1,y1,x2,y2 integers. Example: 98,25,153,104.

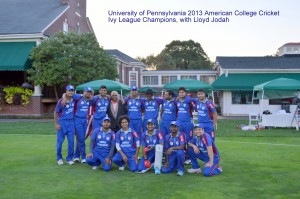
0,0,68,35
212,73,300,91
0,42,36,71
105,49,144,65
216,56,300,70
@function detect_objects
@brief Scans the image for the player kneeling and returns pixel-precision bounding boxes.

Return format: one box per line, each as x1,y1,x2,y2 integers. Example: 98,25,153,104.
162,121,186,176
187,124,222,176
137,119,164,174
86,117,115,171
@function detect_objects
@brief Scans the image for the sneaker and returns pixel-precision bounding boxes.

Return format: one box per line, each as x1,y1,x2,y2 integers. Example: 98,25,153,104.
187,168,202,173
57,159,63,165
184,159,192,165
81,159,86,163
92,166,98,170
138,156,141,160
67,160,74,165
217,166,223,173
177,170,184,176
74,158,80,163
119,166,125,171
155,167,161,175
136,168,149,174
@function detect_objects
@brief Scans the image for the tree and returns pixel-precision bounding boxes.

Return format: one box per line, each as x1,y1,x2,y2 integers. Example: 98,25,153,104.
28,32,117,99
161,40,213,70
137,40,213,70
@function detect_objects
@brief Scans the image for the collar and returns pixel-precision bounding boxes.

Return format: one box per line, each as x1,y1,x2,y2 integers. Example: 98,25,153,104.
100,127,111,134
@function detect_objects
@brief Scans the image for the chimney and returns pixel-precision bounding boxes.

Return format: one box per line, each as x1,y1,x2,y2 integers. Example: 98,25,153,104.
61,0,69,5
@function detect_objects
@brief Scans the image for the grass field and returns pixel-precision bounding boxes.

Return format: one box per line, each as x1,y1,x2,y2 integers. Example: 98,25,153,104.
0,120,300,199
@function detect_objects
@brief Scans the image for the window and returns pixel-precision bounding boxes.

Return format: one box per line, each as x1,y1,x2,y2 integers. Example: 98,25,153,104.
200,75,216,84
76,22,80,33
161,75,177,85
232,91,258,104
63,21,68,33
181,75,197,80
129,71,138,87
75,2,81,16
143,76,158,85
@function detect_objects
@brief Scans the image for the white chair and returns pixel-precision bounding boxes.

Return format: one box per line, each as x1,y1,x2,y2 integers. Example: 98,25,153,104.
249,113,259,126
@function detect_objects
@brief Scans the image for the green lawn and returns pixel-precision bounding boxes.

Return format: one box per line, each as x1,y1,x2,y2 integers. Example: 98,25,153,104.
0,120,299,199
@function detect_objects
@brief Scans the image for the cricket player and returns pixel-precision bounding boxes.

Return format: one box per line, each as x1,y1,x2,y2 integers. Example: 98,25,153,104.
124,86,144,136
187,124,222,177
54,85,75,165
72,87,93,163
91,85,110,130
162,121,186,176
86,116,115,171
160,89,177,136
112,115,140,172
192,89,217,141
137,119,164,174
141,89,163,132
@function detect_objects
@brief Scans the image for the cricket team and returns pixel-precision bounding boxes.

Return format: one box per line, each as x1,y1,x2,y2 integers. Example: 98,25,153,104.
54,84,222,177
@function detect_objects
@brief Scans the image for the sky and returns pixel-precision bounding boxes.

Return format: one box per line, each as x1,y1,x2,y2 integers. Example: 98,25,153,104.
87,0,300,61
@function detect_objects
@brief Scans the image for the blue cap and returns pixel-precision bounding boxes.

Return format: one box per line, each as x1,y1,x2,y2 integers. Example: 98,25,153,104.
66,85,74,91
131,86,138,91
194,124,205,129
102,116,111,123
170,121,179,127
146,119,155,124
84,87,93,92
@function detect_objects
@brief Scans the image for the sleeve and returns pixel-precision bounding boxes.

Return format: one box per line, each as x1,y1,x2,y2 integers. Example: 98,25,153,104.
203,134,213,146
164,135,170,150
115,131,121,151
89,130,97,152
55,99,62,113
207,101,216,113
141,133,147,147
179,133,186,146
189,137,196,145
72,93,81,101
107,134,115,159
91,96,98,106
155,97,164,105
157,131,164,144
133,131,140,147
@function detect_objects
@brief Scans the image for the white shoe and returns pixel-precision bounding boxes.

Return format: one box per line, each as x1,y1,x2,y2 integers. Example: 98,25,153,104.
136,168,150,174
81,159,86,163
119,166,125,171
74,158,80,163
57,159,63,165
177,170,184,176
67,160,74,165
184,159,192,165
92,166,98,170
187,168,202,173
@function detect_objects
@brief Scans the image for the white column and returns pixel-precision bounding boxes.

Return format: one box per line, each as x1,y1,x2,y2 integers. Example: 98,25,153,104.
33,85,42,96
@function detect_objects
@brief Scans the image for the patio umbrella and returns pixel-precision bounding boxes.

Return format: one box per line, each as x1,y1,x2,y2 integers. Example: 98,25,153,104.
76,79,131,95
138,86,159,93
163,79,213,92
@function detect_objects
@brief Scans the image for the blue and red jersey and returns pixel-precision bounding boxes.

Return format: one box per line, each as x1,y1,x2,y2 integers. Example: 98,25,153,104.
55,99,75,120
176,96,194,122
161,99,177,121
164,132,186,150
125,97,144,120
142,97,163,120
189,133,220,161
92,96,110,119
73,94,92,118
141,129,164,147
116,128,140,153
90,128,116,155
193,99,216,123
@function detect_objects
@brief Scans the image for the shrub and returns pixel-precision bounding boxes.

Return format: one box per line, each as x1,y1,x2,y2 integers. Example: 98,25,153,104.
3,86,33,106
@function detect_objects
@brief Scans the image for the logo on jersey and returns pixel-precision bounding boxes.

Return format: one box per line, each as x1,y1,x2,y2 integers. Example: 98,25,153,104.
66,105,69,108
106,136,110,141
152,102,155,106
128,136,131,140
146,102,149,105
81,101,84,104
170,142,173,146
153,139,156,143
98,135,101,139
105,103,108,106
183,103,186,107
146,140,150,143
121,136,124,140
87,102,89,106
176,141,179,145
136,102,139,106
98,103,101,106
129,102,132,105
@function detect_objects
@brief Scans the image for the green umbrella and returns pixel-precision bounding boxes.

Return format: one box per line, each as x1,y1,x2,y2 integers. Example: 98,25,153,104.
138,86,159,93
76,79,131,95
163,79,213,92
